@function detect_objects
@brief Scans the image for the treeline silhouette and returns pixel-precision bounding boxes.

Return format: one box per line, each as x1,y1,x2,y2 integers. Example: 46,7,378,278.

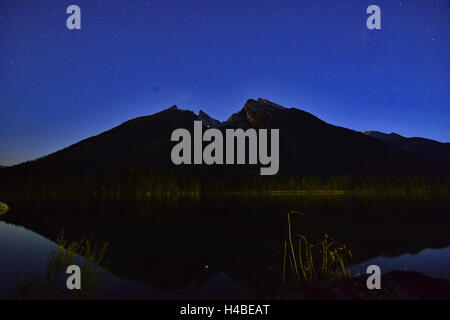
1,167,449,200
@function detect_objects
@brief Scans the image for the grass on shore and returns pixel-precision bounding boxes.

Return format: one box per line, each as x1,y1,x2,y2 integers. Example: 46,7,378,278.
282,211,353,288
17,229,109,299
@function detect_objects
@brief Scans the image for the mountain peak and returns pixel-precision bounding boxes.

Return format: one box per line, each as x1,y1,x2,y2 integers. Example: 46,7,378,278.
243,98,286,112
256,98,286,109
243,98,286,118
198,110,222,127
225,98,287,126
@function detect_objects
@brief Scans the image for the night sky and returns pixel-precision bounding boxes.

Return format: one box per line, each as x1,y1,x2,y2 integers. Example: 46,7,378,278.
0,0,448,166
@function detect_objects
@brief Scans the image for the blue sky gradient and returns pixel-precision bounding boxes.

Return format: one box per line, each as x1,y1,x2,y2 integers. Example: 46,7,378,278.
0,0,448,165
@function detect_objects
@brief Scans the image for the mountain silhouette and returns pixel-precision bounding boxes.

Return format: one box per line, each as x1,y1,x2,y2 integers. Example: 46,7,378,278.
364,131,450,161
6,98,450,178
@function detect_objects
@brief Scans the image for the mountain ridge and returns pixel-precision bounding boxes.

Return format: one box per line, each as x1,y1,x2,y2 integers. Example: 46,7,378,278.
6,98,449,177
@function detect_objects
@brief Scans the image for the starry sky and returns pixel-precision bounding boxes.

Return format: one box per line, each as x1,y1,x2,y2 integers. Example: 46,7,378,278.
0,0,448,166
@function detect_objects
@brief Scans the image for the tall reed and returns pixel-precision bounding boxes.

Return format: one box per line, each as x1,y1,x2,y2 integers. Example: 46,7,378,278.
282,211,352,287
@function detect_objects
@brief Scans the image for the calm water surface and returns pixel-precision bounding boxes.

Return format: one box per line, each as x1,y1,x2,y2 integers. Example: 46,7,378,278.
1,194,449,298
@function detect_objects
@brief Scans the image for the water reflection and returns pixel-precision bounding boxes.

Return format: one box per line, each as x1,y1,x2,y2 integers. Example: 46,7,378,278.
350,247,450,280
1,193,449,298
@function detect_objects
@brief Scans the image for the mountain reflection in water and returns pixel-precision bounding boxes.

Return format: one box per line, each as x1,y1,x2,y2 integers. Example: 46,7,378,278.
1,193,449,299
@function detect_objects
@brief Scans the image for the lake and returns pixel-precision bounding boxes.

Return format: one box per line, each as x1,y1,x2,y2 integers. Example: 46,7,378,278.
1,193,449,299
